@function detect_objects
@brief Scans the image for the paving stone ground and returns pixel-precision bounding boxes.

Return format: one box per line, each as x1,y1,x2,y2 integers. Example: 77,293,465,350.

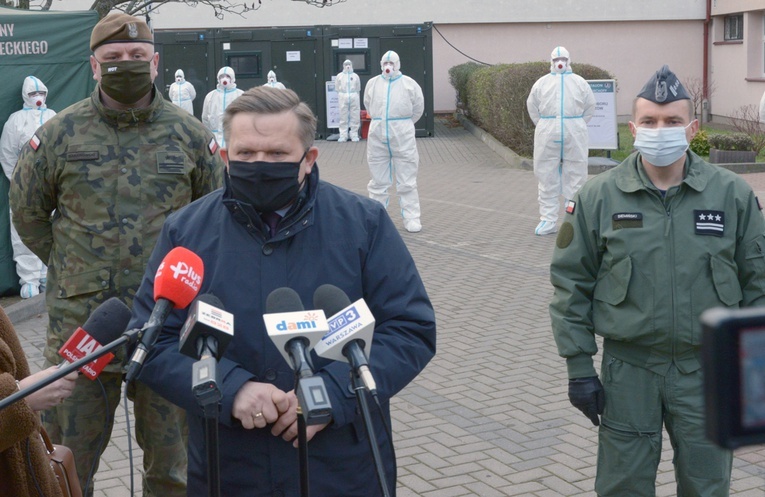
7,116,765,496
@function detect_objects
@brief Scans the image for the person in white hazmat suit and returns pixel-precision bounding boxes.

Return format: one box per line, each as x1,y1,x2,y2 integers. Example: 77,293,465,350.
526,46,596,236
168,69,196,114
263,70,286,90
0,76,56,298
202,66,244,147
364,50,425,233
336,59,361,142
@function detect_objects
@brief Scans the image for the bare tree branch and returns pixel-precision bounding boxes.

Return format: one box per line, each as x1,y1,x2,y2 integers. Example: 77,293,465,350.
728,104,765,155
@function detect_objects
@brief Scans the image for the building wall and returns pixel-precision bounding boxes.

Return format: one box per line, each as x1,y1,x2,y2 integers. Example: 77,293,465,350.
54,0,708,120
708,9,765,123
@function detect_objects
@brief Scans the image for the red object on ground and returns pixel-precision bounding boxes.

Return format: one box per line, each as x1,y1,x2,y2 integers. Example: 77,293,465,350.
360,110,371,140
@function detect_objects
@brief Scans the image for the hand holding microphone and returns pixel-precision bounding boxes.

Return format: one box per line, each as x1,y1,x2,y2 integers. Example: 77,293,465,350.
125,247,204,382
18,368,78,411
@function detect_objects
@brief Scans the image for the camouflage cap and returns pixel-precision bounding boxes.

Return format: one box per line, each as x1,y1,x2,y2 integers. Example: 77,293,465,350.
636,65,690,103
90,13,153,51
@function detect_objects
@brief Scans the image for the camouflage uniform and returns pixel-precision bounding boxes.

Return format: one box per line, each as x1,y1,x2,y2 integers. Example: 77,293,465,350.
9,85,224,497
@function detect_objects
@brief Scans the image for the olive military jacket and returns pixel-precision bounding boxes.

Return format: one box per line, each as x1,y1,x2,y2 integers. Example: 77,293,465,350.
550,151,765,379
9,85,224,370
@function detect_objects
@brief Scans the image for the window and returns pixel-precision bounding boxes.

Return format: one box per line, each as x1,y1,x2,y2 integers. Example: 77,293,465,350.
725,14,744,41
226,52,262,78
334,51,370,75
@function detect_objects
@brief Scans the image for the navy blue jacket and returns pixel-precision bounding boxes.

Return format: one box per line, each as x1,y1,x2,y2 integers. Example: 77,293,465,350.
130,166,437,496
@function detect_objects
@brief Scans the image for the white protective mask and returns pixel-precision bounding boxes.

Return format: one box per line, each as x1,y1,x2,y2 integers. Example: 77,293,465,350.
633,123,692,167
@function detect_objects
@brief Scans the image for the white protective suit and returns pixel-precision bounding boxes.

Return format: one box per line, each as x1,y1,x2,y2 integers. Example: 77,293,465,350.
526,46,595,235
336,60,361,142
0,76,55,296
202,66,244,147
168,69,196,114
263,70,286,90
364,50,425,233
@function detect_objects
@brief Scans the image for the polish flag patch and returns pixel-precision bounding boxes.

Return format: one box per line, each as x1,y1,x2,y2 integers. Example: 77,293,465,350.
565,199,576,215
208,137,218,155
29,134,40,151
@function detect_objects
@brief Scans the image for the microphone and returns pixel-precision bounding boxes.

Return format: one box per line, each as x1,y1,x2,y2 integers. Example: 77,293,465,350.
263,287,329,378
179,294,234,361
57,297,132,380
125,246,204,382
312,284,377,395
179,294,234,407
263,287,332,425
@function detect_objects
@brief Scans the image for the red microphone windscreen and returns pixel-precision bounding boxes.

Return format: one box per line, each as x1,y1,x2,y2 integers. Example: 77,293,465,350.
153,247,204,309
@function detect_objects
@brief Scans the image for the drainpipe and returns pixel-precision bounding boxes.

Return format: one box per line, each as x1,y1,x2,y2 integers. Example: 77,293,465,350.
703,0,711,122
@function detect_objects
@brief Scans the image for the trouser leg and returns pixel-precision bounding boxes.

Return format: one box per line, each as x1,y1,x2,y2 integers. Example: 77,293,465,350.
595,352,663,497
561,158,588,202
367,142,393,209
9,208,43,286
41,368,122,497
394,153,421,221
663,366,732,497
534,158,562,223
132,380,188,497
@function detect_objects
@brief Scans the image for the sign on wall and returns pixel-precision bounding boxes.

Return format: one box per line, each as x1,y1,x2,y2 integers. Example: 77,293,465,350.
326,80,339,129
587,79,618,150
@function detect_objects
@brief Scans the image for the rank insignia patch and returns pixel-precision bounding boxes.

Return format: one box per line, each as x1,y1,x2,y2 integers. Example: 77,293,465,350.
694,210,724,237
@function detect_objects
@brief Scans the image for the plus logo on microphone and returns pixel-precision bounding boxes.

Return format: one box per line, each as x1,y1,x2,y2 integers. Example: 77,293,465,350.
169,260,202,291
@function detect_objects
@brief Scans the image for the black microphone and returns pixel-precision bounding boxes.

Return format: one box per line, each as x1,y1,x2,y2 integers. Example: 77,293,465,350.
178,294,234,407
313,284,377,396
179,294,234,361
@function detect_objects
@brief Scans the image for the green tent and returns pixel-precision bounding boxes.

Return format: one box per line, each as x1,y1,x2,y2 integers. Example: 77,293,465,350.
0,7,98,296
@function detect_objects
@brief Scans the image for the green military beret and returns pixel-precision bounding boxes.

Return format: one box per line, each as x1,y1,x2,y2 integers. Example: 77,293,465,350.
636,64,690,104
90,13,153,51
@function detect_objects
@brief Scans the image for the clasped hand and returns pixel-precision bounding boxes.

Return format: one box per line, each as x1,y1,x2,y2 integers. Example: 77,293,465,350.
232,381,329,447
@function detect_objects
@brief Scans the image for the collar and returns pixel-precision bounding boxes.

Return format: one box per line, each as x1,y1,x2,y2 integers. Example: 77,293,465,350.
614,150,709,194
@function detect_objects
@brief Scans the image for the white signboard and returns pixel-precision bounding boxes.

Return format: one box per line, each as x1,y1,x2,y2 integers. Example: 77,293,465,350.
338,38,353,49
286,51,301,62
587,79,618,150
326,81,339,129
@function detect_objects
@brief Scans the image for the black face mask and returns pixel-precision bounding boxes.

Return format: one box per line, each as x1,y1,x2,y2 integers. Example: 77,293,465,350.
227,153,307,212
99,60,153,105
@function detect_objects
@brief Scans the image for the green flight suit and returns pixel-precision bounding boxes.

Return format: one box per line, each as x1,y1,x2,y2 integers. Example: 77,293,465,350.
550,151,765,496
9,85,224,497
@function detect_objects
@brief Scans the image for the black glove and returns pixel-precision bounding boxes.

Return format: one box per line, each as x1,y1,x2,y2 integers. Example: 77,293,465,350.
568,376,604,426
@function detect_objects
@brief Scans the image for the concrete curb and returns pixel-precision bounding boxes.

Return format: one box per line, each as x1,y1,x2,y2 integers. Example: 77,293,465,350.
4,294,46,325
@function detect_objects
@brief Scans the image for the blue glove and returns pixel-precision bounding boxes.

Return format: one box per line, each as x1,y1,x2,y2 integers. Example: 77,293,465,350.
568,376,604,426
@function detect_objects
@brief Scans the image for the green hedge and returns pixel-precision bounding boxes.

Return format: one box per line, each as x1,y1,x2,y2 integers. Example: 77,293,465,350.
450,61,614,157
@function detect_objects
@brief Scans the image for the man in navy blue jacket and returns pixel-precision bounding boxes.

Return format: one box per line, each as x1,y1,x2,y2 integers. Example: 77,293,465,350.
129,86,437,496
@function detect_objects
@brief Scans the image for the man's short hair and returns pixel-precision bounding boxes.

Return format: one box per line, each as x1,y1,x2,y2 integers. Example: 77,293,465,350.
223,87,316,150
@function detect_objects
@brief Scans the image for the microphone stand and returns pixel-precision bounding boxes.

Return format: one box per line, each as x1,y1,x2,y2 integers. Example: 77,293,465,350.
296,404,309,497
351,371,391,497
191,338,223,497
0,328,142,412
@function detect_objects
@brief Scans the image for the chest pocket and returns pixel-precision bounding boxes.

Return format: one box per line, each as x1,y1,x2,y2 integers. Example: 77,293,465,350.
593,256,631,305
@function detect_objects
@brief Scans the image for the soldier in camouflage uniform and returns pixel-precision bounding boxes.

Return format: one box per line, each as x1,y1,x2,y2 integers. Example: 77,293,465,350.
9,13,224,497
